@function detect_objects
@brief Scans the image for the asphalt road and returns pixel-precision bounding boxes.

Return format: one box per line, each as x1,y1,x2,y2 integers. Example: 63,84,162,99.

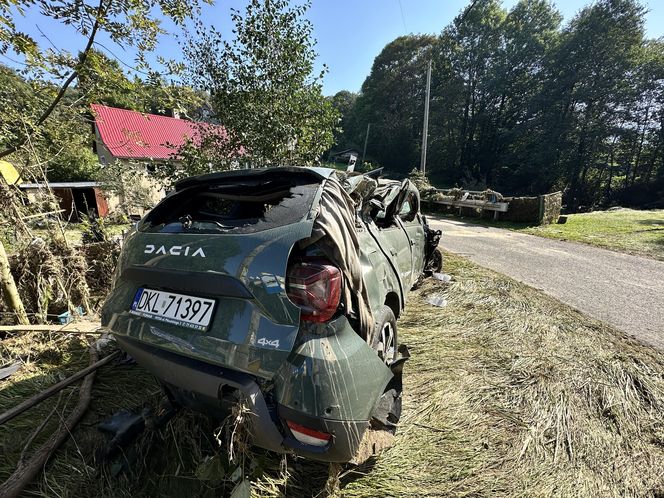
428,217,664,350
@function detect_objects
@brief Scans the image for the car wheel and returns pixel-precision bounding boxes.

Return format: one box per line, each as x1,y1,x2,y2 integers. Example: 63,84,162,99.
369,306,403,437
425,247,443,273
371,305,397,365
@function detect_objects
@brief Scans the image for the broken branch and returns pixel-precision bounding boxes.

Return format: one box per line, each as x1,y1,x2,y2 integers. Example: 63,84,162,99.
0,347,99,498
0,322,102,334
0,350,120,426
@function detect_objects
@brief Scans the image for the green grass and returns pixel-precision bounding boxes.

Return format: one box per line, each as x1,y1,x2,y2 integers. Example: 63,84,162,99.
520,209,664,260
2,254,664,496
33,222,130,246
434,208,664,261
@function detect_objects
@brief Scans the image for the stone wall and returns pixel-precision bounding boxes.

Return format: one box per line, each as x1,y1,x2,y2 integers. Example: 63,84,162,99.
501,196,540,223
539,191,563,225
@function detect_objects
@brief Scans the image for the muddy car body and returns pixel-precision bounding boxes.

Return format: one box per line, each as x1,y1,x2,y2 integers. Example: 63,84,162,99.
101,166,441,462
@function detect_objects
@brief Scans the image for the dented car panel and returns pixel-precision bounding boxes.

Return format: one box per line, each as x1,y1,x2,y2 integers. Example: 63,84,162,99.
101,166,433,463
273,315,393,421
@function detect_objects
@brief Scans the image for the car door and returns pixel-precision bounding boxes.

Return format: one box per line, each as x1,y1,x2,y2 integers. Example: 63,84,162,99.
377,220,412,286
397,187,426,287
372,182,413,287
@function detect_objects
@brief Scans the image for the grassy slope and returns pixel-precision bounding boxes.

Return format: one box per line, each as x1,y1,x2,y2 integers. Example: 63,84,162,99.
1,254,664,497
447,208,664,260
521,209,664,260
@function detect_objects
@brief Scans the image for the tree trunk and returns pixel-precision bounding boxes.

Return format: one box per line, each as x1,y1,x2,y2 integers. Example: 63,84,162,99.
0,240,29,325
459,85,472,170
604,133,619,199
631,105,649,185
570,103,594,211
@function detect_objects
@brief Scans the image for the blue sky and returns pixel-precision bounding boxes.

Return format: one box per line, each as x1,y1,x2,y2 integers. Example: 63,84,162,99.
5,0,664,96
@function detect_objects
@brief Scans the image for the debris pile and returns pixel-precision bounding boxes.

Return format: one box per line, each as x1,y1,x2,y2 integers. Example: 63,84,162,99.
80,240,121,298
8,238,91,322
407,168,441,201
0,178,122,324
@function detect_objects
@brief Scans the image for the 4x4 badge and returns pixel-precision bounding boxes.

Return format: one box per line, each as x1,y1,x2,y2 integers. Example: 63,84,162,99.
144,245,206,257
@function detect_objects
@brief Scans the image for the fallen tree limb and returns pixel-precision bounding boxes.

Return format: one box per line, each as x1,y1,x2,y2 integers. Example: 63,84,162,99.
19,392,63,465
19,209,66,221
0,347,99,498
0,240,29,325
0,350,119,426
0,322,102,334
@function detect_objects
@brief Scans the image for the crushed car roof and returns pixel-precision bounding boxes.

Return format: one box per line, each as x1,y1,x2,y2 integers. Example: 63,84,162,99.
174,166,336,191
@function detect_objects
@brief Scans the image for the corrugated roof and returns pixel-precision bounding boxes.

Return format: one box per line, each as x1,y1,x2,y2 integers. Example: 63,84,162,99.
91,104,224,160
19,182,101,189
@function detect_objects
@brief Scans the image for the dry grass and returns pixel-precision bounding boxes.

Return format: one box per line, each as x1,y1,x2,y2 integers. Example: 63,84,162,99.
341,255,664,497
1,253,664,497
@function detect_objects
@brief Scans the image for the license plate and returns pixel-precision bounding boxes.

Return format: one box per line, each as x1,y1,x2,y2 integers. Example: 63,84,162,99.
130,288,215,331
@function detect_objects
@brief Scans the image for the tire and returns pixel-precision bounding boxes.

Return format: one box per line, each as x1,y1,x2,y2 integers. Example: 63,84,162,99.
371,305,397,365
369,306,403,436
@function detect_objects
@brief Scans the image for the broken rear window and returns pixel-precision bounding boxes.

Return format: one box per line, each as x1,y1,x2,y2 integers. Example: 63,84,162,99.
139,176,321,234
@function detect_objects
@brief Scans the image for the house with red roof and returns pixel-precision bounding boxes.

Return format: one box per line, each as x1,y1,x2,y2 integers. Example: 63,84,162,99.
91,103,216,167
90,104,230,215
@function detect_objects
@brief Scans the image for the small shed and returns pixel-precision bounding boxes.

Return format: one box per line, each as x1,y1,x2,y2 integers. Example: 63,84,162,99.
18,182,112,220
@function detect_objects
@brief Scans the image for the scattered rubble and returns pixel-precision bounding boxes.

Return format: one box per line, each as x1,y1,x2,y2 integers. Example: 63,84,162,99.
425,294,448,308
432,272,452,283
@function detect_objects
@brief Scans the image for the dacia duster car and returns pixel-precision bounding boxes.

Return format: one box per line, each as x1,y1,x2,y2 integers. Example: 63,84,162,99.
101,166,441,463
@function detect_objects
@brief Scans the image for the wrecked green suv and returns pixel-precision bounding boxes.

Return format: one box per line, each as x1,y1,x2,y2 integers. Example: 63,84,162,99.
101,166,442,463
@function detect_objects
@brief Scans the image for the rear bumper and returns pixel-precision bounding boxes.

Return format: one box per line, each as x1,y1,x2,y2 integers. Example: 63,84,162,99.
115,336,369,462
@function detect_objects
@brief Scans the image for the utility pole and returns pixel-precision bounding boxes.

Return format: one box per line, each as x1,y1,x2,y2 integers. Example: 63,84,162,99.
361,122,371,166
420,60,432,174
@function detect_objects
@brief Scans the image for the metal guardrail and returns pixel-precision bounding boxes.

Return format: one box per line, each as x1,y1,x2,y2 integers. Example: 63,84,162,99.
425,189,509,220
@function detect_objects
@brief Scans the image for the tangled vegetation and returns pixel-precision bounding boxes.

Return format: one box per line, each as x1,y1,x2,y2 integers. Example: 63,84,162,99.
1,254,663,496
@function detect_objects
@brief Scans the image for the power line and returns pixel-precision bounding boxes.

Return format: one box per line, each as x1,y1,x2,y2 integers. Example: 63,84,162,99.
461,0,480,21
397,0,408,33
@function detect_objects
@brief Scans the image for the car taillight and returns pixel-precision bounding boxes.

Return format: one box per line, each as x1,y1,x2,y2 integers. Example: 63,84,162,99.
286,261,341,322
286,420,332,447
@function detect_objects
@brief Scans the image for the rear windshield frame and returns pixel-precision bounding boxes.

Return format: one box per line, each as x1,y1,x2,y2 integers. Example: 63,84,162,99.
139,174,322,235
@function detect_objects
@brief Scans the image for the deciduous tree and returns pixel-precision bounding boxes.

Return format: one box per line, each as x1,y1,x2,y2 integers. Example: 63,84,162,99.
0,0,210,160
182,0,338,169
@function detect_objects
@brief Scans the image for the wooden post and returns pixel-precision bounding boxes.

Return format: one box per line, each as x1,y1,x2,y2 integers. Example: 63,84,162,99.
0,240,29,325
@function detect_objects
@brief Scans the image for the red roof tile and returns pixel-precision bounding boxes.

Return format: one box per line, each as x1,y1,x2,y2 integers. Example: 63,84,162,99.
91,104,224,160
